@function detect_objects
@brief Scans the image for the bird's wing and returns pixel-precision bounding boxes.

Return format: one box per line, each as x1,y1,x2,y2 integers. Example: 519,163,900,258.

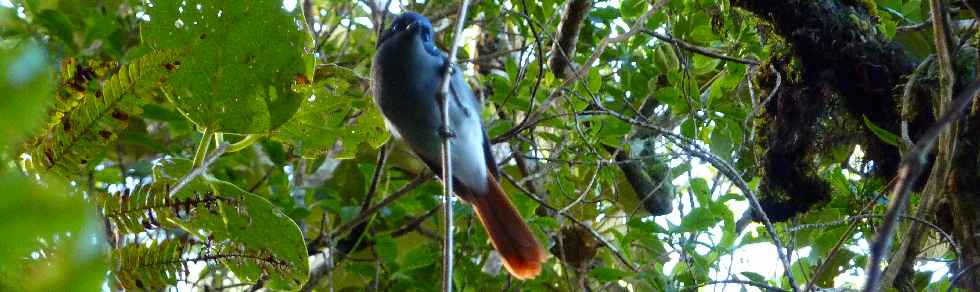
448,64,500,178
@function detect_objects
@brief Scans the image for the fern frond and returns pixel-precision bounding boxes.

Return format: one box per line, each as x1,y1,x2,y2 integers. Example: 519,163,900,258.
113,239,188,290
213,240,292,274
98,181,237,235
27,50,183,177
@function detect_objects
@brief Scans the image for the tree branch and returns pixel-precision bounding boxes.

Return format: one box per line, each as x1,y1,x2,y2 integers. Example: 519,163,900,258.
499,171,639,273
642,30,761,65
862,78,980,291
549,0,591,78
592,103,800,291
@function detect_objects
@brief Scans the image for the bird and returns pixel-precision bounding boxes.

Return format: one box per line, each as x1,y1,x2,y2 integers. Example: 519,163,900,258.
371,12,545,280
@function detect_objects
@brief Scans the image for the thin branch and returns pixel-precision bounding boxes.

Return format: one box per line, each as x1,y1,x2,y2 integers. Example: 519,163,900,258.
592,104,799,291
431,2,473,291
169,143,229,198
310,173,433,253
862,0,970,289
491,0,670,144
389,205,441,237
862,77,980,291
789,214,958,257
948,262,980,292
685,280,790,292
643,30,760,65
359,145,389,215
499,171,639,273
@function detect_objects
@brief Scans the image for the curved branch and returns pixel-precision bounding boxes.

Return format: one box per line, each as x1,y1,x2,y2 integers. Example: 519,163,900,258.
549,0,591,78
863,78,980,291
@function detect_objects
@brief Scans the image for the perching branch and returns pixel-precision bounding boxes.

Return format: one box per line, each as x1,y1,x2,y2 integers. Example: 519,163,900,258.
429,1,474,291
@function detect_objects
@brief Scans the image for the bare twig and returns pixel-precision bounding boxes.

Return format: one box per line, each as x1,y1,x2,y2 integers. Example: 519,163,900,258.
499,171,639,272
302,173,433,291
592,104,800,291
169,143,229,198
789,214,958,257
862,78,980,291
685,280,790,292
948,262,980,292
311,173,433,252
643,30,760,65
862,1,971,290
431,2,473,291
358,145,389,216
389,205,441,237
491,0,670,144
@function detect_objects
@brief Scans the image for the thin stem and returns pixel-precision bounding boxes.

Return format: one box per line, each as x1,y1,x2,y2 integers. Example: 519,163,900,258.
192,127,214,168
863,1,962,290
862,78,980,291
169,143,230,198
434,2,473,291
227,134,265,153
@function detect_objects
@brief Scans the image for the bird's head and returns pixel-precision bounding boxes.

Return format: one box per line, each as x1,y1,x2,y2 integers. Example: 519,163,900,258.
381,12,440,57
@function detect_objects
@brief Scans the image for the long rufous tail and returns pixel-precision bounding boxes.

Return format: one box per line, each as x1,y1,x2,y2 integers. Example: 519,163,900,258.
461,174,545,280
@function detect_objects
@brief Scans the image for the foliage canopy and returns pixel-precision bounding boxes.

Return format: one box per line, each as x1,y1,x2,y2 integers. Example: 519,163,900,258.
1,0,977,291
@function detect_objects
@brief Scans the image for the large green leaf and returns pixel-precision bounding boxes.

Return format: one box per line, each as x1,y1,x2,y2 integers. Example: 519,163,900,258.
0,40,52,146
149,159,309,290
0,174,106,292
210,181,309,290
273,65,388,158
142,0,314,133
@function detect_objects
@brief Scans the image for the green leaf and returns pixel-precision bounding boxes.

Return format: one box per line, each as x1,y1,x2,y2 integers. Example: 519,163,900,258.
127,160,309,290
689,178,710,205
862,115,899,146
0,40,52,145
273,65,388,158
709,123,734,161
400,244,437,273
741,272,766,283
28,50,182,177
142,0,314,133
620,0,648,19
0,174,105,292
376,235,399,268
36,9,76,48
209,181,310,290
654,87,688,113
589,266,633,282
588,67,602,92
678,207,718,232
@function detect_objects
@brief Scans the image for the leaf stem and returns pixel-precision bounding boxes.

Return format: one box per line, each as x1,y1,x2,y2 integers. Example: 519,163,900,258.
192,127,215,168
227,134,265,153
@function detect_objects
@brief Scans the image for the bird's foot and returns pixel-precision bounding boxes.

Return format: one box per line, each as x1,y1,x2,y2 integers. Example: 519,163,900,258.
438,126,455,139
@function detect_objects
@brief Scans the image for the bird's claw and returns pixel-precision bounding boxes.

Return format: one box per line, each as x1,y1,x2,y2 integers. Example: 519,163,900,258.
438,126,455,139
